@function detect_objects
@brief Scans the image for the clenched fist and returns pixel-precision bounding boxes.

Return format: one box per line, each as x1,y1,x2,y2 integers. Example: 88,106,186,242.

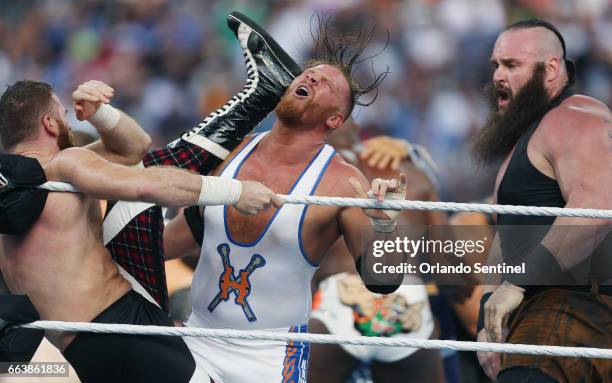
234,181,284,215
72,80,114,120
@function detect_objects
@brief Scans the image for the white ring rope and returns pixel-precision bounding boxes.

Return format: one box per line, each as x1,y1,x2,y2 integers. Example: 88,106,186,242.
18,321,612,359
283,195,612,219
38,181,612,219
39,181,79,193
25,183,612,360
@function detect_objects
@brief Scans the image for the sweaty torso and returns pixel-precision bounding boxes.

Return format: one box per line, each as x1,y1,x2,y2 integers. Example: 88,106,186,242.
0,157,130,351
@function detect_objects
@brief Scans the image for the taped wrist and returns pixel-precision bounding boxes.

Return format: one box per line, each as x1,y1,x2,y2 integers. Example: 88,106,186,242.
355,256,401,295
476,292,492,333
372,219,396,233
183,206,204,246
198,176,242,206
367,190,403,233
87,103,120,132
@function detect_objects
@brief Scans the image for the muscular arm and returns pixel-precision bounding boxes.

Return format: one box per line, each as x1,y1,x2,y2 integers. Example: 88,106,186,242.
335,165,374,260
72,80,151,165
541,107,611,269
47,147,203,207
84,110,151,165
162,138,258,260
164,210,202,260
334,164,404,292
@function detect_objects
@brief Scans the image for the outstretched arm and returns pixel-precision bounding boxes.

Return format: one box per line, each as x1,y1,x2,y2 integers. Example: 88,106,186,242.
162,138,260,260
45,147,282,212
73,80,152,165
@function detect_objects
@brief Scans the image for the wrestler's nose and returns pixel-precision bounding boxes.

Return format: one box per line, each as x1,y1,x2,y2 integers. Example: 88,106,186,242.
306,73,319,85
493,66,506,85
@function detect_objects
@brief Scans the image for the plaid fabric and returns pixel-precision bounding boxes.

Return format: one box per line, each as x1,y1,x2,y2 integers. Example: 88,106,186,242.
106,206,166,309
143,143,217,171
105,141,222,311
501,288,612,383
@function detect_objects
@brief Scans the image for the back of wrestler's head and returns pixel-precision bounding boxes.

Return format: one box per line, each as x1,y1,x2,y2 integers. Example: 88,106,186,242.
0,80,56,152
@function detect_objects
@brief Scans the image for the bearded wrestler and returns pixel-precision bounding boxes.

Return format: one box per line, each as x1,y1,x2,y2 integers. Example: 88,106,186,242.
162,14,416,382
473,20,611,383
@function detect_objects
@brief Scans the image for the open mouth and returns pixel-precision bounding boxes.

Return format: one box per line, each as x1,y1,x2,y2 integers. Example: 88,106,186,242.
497,88,511,106
294,84,310,98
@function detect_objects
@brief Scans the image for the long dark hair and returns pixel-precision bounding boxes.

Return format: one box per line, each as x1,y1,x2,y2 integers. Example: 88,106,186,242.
306,12,389,116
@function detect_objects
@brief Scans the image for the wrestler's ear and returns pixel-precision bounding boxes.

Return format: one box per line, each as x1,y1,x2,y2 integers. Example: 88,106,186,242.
41,113,59,138
544,56,561,84
326,111,345,131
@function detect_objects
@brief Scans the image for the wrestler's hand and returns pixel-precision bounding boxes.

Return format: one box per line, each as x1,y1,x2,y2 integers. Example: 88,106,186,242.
360,136,409,170
72,80,114,120
476,329,501,381
485,281,524,343
234,181,284,215
349,174,407,227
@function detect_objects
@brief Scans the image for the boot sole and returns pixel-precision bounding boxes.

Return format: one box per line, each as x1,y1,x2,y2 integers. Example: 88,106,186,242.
228,11,303,79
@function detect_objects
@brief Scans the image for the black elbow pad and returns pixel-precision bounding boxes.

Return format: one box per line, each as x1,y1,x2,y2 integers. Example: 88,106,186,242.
355,256,401,295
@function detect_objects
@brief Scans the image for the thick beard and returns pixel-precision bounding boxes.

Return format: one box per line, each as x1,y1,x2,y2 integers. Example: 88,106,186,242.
57,120,74,150
276,91,335,127
472,63,551,164
276,93,306,126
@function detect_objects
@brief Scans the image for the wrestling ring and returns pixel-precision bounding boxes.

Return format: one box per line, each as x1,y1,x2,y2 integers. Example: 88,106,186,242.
10,181,611,361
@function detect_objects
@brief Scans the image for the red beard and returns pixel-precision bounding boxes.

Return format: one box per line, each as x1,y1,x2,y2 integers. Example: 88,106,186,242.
57,121,74,150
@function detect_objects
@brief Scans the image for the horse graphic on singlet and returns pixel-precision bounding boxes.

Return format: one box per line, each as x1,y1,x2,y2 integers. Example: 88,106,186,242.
208,243,266,322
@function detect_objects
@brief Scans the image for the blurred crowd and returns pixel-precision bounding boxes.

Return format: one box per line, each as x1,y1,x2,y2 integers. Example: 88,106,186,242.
1,2,610,382
0,0,610,200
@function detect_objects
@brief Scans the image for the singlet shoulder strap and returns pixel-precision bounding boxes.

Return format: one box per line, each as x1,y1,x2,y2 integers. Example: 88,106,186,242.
519,87,575,147
220,132,268,178
541,87,574,129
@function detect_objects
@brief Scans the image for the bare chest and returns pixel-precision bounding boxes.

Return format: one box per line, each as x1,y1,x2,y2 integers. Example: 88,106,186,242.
0,193,104,297
6,194,100,258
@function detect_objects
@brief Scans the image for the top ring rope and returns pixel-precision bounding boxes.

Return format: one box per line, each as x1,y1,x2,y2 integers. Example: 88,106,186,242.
38,181,612,219
39,181,80,193
281,195,612,219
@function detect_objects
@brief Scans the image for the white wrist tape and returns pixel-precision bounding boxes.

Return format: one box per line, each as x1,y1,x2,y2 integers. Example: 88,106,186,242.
368,190,404,233
372,218,397,233
88,103,121,132
198,176,242,206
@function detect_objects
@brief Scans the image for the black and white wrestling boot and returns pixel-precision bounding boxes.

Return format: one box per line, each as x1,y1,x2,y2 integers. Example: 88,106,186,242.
174,11,303,159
